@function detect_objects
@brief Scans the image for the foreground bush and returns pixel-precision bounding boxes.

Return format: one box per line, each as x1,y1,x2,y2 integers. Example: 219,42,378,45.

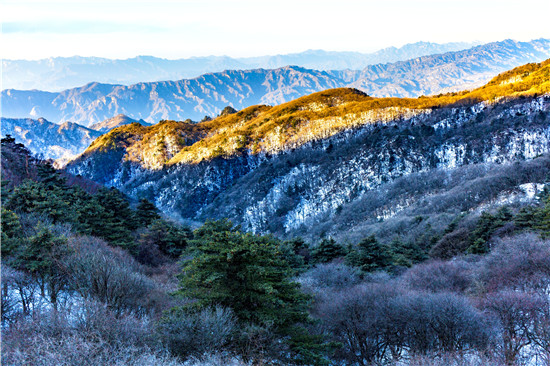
1,302,175,366
158,306,236,359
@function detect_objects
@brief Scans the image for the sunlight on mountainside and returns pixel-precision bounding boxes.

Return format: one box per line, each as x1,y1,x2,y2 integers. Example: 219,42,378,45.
80,59,550,169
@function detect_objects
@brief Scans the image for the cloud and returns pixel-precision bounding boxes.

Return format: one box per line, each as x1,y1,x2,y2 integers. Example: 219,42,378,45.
3,20,166,34
2,0,549,59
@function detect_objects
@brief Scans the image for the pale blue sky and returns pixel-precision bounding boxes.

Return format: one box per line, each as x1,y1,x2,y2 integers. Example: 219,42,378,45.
2,0,550,60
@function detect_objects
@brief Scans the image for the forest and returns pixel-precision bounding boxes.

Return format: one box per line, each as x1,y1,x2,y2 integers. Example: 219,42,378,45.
2,133,550,366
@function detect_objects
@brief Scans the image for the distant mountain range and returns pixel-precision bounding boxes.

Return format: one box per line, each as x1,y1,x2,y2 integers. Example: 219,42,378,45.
2,39,549,127
0,118,101,160
0,114,150,160
2,41,477,91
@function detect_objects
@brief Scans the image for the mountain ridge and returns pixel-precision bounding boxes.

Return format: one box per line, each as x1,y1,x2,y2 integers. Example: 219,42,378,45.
73,59,550,168
65,60,550,240
0,117,102,160
0,114,153,160
89,114,151,133
3,41,478,91
3,39,549,126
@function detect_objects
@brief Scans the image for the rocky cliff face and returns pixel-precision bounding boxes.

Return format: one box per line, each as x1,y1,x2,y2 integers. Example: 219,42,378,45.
4,39,549,126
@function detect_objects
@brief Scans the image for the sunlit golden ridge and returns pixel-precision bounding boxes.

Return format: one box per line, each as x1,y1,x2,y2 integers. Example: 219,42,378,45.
82,59,550,168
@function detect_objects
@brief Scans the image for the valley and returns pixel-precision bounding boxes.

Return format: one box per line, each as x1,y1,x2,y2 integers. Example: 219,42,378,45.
3,32,550,365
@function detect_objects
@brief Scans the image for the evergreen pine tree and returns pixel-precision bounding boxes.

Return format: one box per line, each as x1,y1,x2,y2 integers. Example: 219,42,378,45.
95,188,137,250
280,237,309,272
140,219,192,258
177,220,329,364
74,198,109,237
390,238,426,267
6,180,72,223
515,206,537,229
136,198,161,227
468,207,513,254
15,226,70,311
533,195,550,238
37,163,66,187
345,235,393,272
311,237,346,264
0,207,22,257
1,179,12,202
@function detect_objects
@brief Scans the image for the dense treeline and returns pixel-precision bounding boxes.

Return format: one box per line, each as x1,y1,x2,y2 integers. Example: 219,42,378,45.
1,136,191,261
2,136,550,365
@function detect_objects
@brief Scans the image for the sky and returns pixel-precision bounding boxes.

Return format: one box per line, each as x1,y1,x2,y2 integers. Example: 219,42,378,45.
2,0,550,60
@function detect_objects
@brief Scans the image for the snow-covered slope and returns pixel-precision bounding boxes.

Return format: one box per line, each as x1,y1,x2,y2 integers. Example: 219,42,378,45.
0,117,101,160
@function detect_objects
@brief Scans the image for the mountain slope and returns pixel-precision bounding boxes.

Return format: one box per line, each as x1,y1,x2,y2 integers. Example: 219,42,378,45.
66,60,550,240
76,59,550,167
0,117,102,160
1,66,342,126
332,38,550,97
2,41,476,91
3,39,549,126
89,114,151,133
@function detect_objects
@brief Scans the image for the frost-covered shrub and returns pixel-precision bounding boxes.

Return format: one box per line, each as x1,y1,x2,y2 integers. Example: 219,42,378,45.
481,290,548,365
1,303,171,366
66,236,169,316
478,233,550,294
401,259,475,294
157,306,236,359
296,262,361,294
316,284,491,364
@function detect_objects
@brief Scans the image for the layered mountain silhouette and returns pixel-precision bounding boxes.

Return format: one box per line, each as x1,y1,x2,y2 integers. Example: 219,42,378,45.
3,41,477,91
3,39,549,126
0,117,101,160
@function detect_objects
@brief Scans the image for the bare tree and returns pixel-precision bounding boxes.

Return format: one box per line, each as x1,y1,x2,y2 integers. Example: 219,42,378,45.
316,283,402,365
398,292,490,357
66,236,167,316
479,233,550,295
481,290,545,365
533,296,550,366
157,306,236,359
296,262,361,295
401,259,474,294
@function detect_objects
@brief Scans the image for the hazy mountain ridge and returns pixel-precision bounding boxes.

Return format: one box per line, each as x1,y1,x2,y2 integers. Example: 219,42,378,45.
3,39,549,126
65,60,550,239
331,38,550,96
2,41,477,91
2,67,342,126
0,117,102,160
